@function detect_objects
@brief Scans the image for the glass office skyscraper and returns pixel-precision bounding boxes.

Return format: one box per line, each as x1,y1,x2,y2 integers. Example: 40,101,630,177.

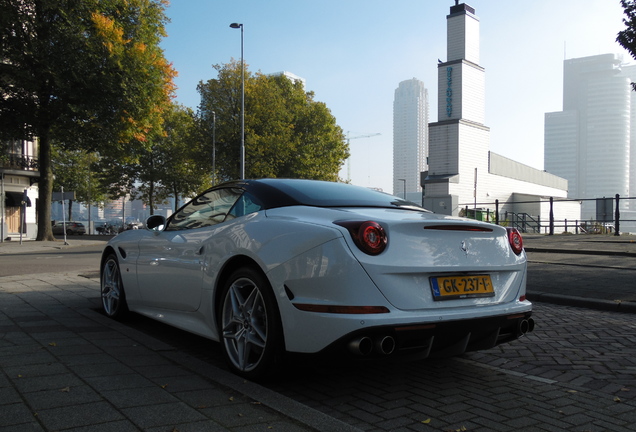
545,53,633,219
393,78,428,201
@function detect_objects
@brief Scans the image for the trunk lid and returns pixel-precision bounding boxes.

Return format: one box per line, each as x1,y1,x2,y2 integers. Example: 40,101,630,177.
334,208,526,311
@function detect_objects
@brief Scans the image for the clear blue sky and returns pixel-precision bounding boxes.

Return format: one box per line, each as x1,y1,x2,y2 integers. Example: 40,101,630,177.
160,0,631,194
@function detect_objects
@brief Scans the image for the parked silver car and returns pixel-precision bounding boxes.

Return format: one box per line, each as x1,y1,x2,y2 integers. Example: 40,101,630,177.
52,221,86,235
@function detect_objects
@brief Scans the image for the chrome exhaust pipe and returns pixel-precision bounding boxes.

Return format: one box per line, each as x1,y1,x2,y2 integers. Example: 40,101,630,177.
527,317,535,332
518,318,535,336
375,336,396,355
348,336,373,356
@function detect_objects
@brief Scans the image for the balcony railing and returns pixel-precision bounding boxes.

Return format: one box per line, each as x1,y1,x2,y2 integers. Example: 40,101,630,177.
0,153,39,171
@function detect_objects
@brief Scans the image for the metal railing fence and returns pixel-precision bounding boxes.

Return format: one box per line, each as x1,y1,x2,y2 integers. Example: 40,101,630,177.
460,194,636,236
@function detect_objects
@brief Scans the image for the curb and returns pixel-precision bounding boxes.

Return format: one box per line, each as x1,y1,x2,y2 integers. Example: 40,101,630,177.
525,247,636,258
527,292,636,314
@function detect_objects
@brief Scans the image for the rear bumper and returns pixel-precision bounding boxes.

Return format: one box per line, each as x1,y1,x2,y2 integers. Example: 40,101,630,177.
318,311,534,359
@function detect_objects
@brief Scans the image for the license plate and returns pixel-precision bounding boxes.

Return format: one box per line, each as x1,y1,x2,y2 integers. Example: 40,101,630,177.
430,275,494,300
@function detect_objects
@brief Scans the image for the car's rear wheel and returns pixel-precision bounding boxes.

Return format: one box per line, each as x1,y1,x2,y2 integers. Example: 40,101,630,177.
101,254,129,319
219,267,284,380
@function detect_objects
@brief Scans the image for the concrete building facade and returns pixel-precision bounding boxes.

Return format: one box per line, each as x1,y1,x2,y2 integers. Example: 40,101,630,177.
1,138,39,241
422,2,577,232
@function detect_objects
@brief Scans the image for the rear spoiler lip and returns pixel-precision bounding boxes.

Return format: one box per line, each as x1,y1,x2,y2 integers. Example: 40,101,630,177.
424,225,494,232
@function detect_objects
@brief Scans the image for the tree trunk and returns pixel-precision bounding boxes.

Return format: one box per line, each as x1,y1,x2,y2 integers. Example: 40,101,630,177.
36,131,55,241
173,185,179,212
149,180,154,215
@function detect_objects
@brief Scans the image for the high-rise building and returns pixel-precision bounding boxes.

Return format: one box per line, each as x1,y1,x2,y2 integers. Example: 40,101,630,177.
545,54,633,219
625,64,636,215
393,79,428,201
425,2,490,213
422,2,575,228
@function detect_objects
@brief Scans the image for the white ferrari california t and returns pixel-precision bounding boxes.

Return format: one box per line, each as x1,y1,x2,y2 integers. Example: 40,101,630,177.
100,178,533,379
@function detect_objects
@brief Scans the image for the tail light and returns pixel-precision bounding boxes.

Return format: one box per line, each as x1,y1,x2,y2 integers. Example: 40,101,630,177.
335,221,388,255
507,227,523,255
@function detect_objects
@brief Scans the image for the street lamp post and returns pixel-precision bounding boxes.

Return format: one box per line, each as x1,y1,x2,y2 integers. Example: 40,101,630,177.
229,22,245,179
211,110,216,185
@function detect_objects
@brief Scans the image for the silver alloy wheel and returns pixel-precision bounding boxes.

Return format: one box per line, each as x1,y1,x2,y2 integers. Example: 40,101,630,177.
101,256,124,317
221,276,268,373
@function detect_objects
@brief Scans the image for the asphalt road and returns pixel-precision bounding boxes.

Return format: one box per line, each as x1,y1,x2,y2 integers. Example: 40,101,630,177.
0,243,102,277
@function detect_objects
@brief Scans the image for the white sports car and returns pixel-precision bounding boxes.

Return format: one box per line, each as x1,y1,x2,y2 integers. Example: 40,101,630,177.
100,179,533,379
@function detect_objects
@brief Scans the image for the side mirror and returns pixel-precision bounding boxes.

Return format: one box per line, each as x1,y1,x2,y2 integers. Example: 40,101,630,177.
146,215,166,231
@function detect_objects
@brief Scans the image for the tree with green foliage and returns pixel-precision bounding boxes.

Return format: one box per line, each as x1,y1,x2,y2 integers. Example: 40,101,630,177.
618,0,636,90
51,148,106,221
0,0,176,240
130,103,212,214
198,61,349,182
160,106,213,211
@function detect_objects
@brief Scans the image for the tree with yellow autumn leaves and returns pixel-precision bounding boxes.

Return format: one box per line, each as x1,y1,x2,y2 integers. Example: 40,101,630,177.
0,0,176,240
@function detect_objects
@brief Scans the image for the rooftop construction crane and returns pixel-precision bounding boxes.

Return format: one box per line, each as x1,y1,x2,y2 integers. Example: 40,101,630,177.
345,132,381,182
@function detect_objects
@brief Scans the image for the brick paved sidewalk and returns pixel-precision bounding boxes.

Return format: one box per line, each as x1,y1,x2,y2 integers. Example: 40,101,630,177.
0,272,359,432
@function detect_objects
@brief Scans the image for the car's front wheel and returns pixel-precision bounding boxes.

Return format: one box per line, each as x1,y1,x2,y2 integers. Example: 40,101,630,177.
101,254,129,319
219,267,284,380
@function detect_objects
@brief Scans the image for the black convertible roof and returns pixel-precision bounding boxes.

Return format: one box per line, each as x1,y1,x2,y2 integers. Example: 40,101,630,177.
217,178,427,211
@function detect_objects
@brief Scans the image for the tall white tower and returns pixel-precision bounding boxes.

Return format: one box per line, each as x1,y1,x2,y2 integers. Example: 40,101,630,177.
423,2,489,215
420,1,572,222
393,79,429,200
